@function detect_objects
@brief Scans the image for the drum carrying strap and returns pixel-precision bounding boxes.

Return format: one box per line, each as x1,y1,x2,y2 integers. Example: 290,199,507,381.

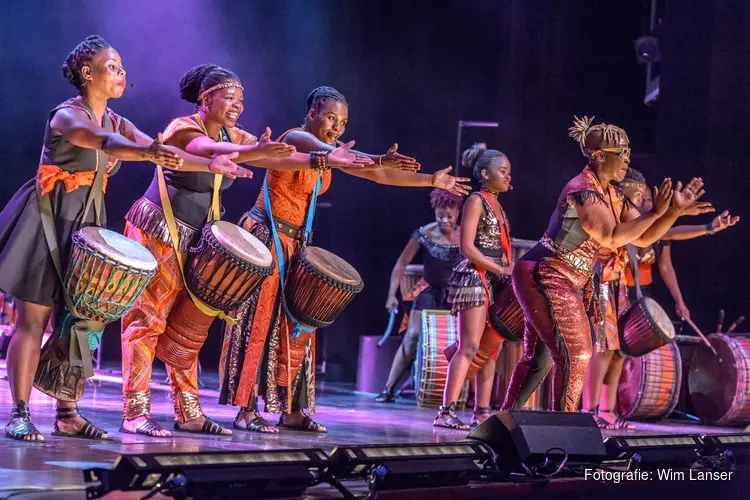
36,152,106,380
625,244,643,301
263,171,323,339
156,164,236,325
155,118,236,323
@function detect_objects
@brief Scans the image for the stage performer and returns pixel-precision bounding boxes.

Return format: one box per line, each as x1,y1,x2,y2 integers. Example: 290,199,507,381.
120,66,369,437
375,189,463,403
581,167,737,429
433,143,514,430
500,116,705,414
1,36,246,441
220,86,471,433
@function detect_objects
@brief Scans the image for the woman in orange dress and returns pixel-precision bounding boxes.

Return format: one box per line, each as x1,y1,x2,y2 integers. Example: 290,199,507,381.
220,86,471,433
120,66,368,437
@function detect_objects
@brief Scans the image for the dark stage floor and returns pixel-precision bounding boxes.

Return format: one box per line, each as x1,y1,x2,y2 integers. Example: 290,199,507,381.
0,361,745,499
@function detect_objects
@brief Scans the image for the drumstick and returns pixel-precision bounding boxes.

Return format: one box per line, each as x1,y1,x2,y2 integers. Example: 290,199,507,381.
717,309,725,333
684,317,718,356
377,310,397,347
727,316,745,334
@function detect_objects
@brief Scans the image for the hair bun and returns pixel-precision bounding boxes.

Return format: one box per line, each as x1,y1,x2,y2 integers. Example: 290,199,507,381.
461,142,487,169
179,64,218,103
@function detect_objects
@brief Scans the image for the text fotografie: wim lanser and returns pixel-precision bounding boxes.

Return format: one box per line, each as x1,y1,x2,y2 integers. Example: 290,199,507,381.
584,469,733,482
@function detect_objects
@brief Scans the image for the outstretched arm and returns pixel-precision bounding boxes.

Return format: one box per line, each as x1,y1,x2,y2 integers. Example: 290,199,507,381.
123,120,250,178
385,237,421,311
664,210,740,240
284,130,420,171
50,108,182,169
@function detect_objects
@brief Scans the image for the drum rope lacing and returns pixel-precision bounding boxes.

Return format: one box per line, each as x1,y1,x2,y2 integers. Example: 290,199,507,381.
263,171,322,339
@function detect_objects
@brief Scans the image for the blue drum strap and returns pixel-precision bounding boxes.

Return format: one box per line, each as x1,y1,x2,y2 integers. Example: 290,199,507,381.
263,172,323,338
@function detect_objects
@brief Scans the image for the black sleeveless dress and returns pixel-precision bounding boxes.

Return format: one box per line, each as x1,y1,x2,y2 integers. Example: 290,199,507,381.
0,99,123,306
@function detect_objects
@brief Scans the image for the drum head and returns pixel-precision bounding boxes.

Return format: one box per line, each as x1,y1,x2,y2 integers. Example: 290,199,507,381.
404,264,424,276
302,247,362,286
642,296,676,339
77,227,157,271
689,334,749,425
210,221,273,267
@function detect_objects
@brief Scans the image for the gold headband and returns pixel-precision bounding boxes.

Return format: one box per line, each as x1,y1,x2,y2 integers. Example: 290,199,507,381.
619,181,647,188
198,82,243,102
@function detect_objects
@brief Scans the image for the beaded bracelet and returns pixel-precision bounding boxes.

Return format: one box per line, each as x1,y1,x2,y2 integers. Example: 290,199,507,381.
309,151,331,172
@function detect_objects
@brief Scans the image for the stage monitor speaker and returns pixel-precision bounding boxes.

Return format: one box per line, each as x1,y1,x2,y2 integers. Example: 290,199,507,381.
467,410,607,475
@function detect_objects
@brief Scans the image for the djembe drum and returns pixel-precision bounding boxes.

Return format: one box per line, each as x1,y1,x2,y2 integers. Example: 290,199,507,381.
689,334,750,426
443,280,524,380
617,342,682,420
34,227,158,401
184,221,275,311
415,310,469,408
487,280,524,343
156,221,275,369
400,264,427,302
284,246,364,329
618,296,676,356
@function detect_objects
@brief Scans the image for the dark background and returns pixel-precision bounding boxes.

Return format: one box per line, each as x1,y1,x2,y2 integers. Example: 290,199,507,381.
0,0,746,381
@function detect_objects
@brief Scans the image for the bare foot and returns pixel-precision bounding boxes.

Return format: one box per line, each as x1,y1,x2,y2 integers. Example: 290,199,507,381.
177,415,232,435
121,415,171,437
236,411,278,433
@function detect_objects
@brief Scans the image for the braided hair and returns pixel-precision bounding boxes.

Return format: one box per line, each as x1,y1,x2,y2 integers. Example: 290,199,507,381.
429,188,463,210
461,143,508,182
62,35,112,92
303,86,348,124
568,115,630,160
179,64,240,105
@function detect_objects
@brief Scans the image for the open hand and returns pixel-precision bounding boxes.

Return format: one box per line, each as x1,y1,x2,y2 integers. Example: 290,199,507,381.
681,201,714,217
380,144,420,172
329,141,375,168
209,152,253,179
146,133,183,170
430,166,472,197
652,178,673,216
673,177,705,211
254,127,296,158
711,210,740,232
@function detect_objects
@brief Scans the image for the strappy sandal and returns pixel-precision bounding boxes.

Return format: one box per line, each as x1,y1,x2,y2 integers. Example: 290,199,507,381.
599,409,636,430
581,407,609,430
120,415,170,437
174,416,230,436
277,413,327,433
234,411,278,434
434,403,469,430
5,402,43,441
375,386,397,403
52,406,108,440
471,407,493,427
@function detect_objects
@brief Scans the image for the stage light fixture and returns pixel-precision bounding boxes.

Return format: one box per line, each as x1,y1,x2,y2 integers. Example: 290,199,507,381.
326,442,495,492
634,35,661,63
701,433,750,466
604,434,705,469
83,448,329,499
